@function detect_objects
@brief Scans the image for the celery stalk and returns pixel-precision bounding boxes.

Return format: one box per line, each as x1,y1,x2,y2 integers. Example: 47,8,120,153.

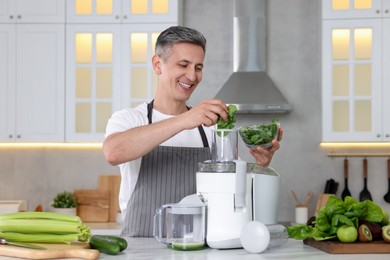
0,219,79,234
0,231,78,243
0,212,81,223
0,212,91,243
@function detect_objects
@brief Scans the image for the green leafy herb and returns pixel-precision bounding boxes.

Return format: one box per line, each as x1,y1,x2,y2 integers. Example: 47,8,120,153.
238,118,279,146
287,196,384,241
217,104,237,130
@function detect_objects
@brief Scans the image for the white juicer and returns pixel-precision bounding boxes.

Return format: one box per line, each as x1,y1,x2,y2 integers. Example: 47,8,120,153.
196,130,280,249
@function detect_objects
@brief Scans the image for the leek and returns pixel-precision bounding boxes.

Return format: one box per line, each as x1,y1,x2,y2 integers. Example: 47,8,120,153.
0,211,91,243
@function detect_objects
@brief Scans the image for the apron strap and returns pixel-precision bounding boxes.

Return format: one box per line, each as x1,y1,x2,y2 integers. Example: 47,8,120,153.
147,100,209,148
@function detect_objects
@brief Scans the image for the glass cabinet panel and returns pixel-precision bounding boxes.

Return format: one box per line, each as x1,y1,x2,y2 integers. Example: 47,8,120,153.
132,0,148,14
354,28,372,59
333,65,349,96
76,0,92,14
333,101,349,132
354,64,371,96
322,19,381,141
76,34,92,63
355,101,371,131
332,29,350,60
131,32,148,63
152,0,168,13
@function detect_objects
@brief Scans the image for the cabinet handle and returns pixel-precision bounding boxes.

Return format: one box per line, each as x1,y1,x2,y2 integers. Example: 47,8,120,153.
115,15,120,19
17,134,21,139
385,9,389,13
17,15,21,19
9,15,14,19
8,134,13,139
386,134,390,138
123,15,128,19
377,134,381,138
376,9,381,14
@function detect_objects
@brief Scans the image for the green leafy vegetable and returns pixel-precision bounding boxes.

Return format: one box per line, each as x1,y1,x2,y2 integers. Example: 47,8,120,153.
287,196,384,241
217,104,237,130
238,118,279,147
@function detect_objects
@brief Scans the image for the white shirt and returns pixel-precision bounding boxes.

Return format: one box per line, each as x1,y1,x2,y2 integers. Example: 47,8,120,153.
105,102,213,217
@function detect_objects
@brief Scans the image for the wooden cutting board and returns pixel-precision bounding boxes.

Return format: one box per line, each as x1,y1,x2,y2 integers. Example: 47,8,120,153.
304,238,390,254
0,242,99,259
74,189,109,222
98,175,121,222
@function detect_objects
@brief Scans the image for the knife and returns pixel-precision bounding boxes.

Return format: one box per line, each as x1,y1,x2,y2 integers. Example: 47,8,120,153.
0,238,46,250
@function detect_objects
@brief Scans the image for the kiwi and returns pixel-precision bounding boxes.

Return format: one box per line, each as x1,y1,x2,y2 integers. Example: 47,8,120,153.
382,224,390,242
359,220,382,240
358,224,372,242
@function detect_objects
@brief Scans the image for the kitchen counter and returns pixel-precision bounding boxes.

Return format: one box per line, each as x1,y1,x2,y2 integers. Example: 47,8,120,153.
0,238,389,259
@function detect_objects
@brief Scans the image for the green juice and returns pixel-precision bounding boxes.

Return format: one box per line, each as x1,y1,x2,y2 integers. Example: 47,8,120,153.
170,241,205,251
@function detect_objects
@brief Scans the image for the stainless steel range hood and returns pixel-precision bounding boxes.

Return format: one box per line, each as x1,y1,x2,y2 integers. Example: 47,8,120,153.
215,0,292,113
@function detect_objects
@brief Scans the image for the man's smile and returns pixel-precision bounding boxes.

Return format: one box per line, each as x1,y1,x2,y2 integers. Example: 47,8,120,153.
178,81,194,89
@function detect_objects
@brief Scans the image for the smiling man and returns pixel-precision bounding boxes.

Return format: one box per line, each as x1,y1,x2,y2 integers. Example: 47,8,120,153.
103,26,282,237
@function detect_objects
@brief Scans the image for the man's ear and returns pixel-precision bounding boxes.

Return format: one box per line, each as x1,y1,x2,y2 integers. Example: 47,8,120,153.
152,55,162,74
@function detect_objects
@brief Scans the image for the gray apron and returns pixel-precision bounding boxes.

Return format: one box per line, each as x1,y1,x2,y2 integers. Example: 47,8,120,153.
121,100,211,237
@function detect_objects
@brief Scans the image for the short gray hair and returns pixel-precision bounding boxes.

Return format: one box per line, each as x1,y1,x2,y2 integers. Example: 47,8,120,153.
155,26,207,59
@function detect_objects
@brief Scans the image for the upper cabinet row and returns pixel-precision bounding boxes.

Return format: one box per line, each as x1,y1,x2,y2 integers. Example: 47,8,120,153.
0,0,180,143
0,0,179,23
322,0,390,142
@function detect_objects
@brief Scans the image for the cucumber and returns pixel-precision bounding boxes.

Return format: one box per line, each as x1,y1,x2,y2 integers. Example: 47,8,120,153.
89,235,122,255
96,235,128,251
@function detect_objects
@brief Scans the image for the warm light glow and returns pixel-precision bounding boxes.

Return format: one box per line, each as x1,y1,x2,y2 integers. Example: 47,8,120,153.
0,143,102,149
151,32,160,55
76,33,92,64
76,0,92,14
355,0,372,9
332,0,349,10
332,29,350,60
132,0,148,14
354,28,372,60
152,0,168,14
131,33,148,63
96,0,113,14
96,33,113,64
320,142,390,149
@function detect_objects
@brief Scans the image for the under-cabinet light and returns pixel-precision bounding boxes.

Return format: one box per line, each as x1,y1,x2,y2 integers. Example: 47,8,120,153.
0,143,102,149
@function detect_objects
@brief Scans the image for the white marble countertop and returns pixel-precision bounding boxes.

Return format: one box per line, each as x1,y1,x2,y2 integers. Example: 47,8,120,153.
1,238,390,260
96,238,390,260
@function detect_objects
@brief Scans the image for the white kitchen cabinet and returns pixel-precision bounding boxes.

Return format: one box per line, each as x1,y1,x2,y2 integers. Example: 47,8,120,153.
66,0,181,24
322,0,390,142
322,0,385,19
0,24,65,142
0,0,65,23
65,0,180,142
65,23,172,142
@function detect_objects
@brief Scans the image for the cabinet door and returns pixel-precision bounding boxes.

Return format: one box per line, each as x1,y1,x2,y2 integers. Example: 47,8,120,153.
66,0,122,23
0,24,16,142
383,0,390,17
16,24,65,142
0,0,65,23
67,0,180,24
122,0,180,23
322,0,382,19
383,18,390,140
0,0,15,23
121,24,172,108
322,19,382,142
66,25,122,142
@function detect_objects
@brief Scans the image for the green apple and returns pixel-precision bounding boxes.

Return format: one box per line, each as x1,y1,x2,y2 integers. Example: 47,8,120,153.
337,225,358,243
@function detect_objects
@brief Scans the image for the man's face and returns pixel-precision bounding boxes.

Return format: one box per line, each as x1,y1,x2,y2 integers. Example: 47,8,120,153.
157,42,205,102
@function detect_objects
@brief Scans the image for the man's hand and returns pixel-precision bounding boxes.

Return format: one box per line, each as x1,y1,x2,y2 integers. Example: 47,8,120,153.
249,128,283,167
178,99,228,129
